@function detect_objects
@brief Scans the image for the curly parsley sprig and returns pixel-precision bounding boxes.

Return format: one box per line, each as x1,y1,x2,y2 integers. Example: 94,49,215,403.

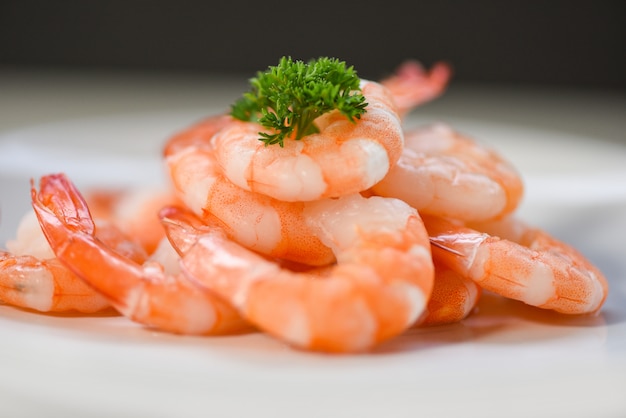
230,56,368,147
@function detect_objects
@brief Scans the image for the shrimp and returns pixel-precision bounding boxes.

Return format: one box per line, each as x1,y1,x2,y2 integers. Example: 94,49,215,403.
1,210,146,313
379,60,452,117
415,258,481,327
164,115,335,266
370,123,524,222
161,193,435,353
423,215,608,314
212,59,453,203
212,80,404,202
31,173,248,335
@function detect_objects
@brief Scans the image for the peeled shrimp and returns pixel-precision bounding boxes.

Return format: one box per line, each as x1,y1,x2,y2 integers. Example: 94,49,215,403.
371,123,524,222
1,210,146,313
165,115,335,266
32,173,248,334
213,60,452,203
379,60,452,117
424,215,608,314
212,80,404,202
161,193,434,352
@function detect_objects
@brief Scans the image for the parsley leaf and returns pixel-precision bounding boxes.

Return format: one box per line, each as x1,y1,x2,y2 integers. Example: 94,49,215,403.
230,56,368,147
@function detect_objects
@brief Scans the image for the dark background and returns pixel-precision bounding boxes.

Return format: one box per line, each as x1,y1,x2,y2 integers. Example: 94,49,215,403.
1,0,624,91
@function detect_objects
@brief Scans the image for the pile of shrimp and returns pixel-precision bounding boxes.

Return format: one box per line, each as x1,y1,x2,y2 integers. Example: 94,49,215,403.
1,60,608,353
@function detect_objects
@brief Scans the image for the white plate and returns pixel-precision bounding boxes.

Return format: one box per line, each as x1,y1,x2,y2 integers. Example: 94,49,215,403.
1,113,625,418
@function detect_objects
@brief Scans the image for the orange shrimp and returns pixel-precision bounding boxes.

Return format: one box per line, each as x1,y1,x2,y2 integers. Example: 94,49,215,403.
31,173,248,334
161,193,435,353
424,215,608,314
212,80,404,202
371,123,524,222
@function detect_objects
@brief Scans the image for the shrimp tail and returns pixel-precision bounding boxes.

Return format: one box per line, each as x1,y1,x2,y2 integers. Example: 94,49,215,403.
158,206,210,256
381,60,453,116
31,174,95,239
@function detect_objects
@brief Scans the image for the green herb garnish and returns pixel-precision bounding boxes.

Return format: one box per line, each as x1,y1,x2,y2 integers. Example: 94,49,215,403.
230,56,368,147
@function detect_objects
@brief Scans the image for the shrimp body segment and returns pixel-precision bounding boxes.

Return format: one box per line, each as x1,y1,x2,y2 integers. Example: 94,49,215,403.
212,80,404,202
163,194,435,353
424,215,608,314
371,123,524,222
0,252,110,313
165,115,335,266
32,173,247,335
415,258,481,327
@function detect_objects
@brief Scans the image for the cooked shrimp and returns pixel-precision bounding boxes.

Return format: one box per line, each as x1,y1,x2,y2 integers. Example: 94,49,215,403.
32,173,248,334
415,258,481,327
424,215,608,314
161,193,434,352
380,60,452,117
1,210,146,313
371,123,524,222
165,115,335,266
212,80,404,202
